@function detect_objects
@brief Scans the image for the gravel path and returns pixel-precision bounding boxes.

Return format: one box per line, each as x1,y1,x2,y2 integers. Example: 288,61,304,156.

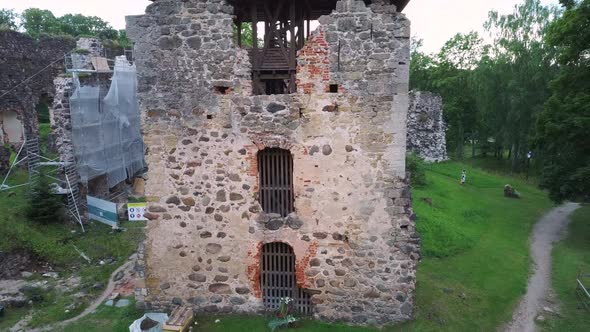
504,202,580,332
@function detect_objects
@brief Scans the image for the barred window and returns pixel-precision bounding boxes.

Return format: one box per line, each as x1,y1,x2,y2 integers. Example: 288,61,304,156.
258,148,294,217
261,242,312,314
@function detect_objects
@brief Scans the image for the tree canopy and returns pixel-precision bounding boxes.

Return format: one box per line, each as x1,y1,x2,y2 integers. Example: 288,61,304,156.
536,0,590,202
0,7,130,48
411,0,589,202
411,0,560,169
0,8,18,30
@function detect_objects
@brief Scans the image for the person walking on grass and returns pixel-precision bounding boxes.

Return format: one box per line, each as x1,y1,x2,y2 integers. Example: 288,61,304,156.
461,169,466,185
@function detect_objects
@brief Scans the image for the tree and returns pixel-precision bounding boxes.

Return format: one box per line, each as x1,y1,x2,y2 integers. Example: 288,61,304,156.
0,8,18,30
536,0,590,202
435,32,483,158
473,48,512,158
409,37,436,91
27,172,65,225
20,8,59,37
234,22,255,47
484,0,560,172
409,1,560,165
58,13,111,37
410,32,483,158
18,8,132,55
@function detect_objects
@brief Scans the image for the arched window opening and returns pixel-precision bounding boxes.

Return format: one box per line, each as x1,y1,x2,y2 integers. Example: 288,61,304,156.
261,242,312,314
258,148,294,217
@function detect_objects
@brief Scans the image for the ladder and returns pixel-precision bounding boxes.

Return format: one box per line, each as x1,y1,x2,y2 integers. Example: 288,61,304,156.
26,138,41,187
65,156,85,231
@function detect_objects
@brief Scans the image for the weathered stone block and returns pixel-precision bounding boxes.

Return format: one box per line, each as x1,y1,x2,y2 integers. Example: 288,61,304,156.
206,243,222,254
189,273,206,282
208,283,231,294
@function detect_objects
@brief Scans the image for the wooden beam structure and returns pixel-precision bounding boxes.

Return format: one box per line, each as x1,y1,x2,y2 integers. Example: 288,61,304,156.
232,0,307,95
230,0,410,21
231,0,411,95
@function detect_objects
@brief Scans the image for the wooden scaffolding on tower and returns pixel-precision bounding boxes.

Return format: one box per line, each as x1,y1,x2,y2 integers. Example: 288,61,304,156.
233,0,314,95
231,0,410,95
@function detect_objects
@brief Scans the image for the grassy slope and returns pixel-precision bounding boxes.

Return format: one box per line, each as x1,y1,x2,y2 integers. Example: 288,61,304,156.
178,161,553,332
544,205,590,331
400,162,552,331
0,179,144,329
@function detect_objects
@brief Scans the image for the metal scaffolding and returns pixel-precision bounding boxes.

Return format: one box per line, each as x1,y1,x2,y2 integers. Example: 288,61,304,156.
0,137,85,231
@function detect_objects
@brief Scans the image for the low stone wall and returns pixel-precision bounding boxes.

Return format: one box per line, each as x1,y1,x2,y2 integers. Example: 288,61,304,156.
407,91,448,162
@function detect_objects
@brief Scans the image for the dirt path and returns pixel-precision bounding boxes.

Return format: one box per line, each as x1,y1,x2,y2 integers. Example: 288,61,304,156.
48,258,136,330
10,255,137,332
504,202,580,332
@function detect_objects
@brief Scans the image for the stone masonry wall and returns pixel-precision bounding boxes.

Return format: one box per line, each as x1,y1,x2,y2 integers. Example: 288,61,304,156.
50,77,74,162
0,31,75,140
127,0,419,325
407,91,447,162
50,38,106,165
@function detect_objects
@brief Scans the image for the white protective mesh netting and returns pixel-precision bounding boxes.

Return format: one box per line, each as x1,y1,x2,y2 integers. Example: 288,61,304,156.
70,56,145,187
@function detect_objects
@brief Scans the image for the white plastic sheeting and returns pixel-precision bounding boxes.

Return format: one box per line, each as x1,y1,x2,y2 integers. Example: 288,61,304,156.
129,313,169,332
70,56,145,187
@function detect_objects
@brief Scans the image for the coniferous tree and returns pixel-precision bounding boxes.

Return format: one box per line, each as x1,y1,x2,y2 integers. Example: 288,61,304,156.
27,172,65,225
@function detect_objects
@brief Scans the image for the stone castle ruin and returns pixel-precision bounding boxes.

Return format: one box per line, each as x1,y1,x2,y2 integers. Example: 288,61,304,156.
0,31,75,150
127,0,420,325
407,90,447,162
1,30,145,223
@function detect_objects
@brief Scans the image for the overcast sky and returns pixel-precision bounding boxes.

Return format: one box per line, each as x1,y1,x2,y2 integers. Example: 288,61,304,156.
3,0,559,54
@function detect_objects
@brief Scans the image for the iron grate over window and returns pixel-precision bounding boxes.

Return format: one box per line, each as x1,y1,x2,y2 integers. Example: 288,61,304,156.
261,242,313,315
258,148,294,217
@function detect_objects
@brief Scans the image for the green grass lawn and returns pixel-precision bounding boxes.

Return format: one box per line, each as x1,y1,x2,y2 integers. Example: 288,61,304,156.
0,179,144,330
544,205,590,331
55,298,143,332
196,315,377,332
38,122,53,157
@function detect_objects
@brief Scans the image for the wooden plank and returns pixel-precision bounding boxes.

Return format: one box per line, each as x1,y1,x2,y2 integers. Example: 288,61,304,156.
163,306,193,332
91,57,110,72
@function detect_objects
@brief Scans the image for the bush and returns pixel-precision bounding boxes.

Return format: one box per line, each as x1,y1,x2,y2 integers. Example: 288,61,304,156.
406,152,427,186
73,48,90,55
27,172,65,224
